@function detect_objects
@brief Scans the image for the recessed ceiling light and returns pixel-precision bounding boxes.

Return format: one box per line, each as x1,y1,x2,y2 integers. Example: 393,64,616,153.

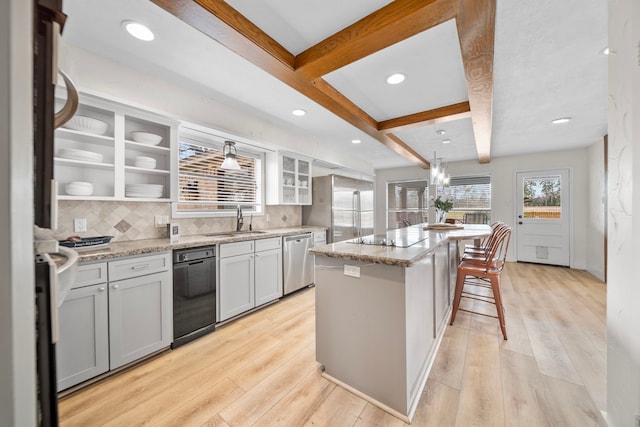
292,109,306,116
386,73,406,85
122,21,154,41
436,130,446,135
351,139,361,144
551,117,571,124
442,139,451,144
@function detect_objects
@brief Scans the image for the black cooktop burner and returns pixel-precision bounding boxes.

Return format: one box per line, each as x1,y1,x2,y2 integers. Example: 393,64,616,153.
348,231,429,248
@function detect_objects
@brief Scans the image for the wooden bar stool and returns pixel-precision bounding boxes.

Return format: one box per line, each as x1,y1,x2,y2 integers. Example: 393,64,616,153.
463,221,504,256
450,226,512,340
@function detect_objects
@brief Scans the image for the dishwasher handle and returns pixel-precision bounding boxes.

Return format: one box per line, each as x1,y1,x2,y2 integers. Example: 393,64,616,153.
284,233,312,243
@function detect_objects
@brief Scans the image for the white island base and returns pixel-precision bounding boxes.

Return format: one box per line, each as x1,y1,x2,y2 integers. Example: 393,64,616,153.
314,241,456,423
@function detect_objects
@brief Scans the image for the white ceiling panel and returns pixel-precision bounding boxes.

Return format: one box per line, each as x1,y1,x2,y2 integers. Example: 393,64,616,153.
324,19,468,121
59,0,608,172
224,0,394,55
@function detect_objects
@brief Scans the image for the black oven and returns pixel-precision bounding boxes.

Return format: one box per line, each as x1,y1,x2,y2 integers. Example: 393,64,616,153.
172,246,216,348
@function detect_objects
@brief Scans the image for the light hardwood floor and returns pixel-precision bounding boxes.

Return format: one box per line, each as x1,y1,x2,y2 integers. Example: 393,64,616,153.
59,262,607,426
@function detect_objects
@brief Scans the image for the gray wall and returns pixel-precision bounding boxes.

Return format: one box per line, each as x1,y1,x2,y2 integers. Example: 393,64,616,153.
606,0,640,425
0,0,37,425
375,147,591,269
586,139,606,281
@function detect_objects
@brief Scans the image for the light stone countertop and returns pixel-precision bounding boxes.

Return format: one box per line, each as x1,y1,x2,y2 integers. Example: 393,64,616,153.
75,226,326,263
309,223,491,268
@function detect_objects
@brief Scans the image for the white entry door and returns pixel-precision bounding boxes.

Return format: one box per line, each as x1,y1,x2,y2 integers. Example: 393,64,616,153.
516,169,570,266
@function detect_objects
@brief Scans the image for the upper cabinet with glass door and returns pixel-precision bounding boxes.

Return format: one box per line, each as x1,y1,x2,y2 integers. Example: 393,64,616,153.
54,91,176,201
265,152,312,205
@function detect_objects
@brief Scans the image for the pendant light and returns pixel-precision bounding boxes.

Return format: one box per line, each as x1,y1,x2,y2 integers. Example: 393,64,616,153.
221,141,241,170
430,151,450,187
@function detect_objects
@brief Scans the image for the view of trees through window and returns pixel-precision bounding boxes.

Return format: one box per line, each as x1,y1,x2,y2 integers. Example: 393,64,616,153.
437,175,491,223
522,175,561,219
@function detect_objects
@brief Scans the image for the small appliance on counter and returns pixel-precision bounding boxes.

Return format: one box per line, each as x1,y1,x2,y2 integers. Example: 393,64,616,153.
58,235,113,251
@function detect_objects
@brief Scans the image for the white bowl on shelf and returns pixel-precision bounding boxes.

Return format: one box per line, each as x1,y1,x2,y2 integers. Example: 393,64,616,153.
134,156,156,169
65,181,93,196
130,131,163,145
63,116,109,135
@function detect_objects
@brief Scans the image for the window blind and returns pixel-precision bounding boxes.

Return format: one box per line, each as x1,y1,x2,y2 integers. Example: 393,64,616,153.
175,129,263,214
439,175,491,210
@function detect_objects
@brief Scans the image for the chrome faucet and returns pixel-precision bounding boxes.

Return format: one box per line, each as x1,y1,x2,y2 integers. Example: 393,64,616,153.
236,205,244,231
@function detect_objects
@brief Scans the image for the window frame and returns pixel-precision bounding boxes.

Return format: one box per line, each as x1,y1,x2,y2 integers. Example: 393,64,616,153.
437,174,492,223
385,179,430,229
171,126,266,219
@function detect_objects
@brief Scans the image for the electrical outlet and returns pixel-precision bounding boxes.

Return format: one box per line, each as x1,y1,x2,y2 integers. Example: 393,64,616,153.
73,218,87,233
154,215,169,227
344,265,361,278
266,214,271,222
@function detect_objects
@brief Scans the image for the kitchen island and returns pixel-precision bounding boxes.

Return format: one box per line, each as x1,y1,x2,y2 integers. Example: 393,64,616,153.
309,223,490,423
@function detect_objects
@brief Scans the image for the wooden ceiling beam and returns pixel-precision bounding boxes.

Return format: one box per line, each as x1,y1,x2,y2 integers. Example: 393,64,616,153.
192,0,294,69
151,0,432,168
295,0,456,80
151,0,503,169
455,0,496,164
378,101,471,132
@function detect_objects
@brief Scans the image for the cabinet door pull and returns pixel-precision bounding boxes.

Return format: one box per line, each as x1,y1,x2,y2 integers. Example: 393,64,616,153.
131,264,150,270
112,284,119,289
98,287,105,292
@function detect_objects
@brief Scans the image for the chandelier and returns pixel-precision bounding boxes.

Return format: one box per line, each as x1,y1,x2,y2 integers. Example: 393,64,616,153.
430,151,450,187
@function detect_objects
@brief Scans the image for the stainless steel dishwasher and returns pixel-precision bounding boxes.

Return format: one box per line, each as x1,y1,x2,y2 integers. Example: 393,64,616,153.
283,233,314,295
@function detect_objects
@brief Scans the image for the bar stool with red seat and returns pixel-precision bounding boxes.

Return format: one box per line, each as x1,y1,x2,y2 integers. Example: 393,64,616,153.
450,226,512,340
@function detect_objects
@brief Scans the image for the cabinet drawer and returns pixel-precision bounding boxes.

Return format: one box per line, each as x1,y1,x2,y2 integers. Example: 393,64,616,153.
255,237,280,252
108,252,171,282
219,240,254,258
73,262,108,289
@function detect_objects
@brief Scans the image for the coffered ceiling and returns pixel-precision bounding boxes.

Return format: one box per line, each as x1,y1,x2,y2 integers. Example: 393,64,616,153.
60,0,608,171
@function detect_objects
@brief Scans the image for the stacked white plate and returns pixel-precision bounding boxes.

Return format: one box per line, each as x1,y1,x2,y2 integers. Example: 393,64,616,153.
63,115,109,135
125,183,164,198
130,131,163,145
65,181,93,196
134,156,156,169
57,148,104,163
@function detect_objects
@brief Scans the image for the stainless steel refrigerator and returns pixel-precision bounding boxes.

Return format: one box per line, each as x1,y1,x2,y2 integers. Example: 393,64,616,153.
302,175,374,243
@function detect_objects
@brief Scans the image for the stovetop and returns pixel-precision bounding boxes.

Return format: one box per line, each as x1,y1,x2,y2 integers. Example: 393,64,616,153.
348,230,429,248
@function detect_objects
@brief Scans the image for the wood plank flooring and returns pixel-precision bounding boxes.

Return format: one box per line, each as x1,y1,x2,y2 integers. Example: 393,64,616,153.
59,262,607,426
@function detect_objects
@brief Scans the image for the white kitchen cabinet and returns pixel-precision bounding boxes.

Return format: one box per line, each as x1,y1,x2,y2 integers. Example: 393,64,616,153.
219,237,282,321
433,244,450,338
56,253,172,390
54,92,176,201
56,278,109,391
265,151,312,205
108,269,173,369
219,252,255,321
254,238,283,306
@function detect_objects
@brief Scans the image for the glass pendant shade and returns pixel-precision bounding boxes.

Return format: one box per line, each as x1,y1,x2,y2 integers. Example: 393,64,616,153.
221,141,241,170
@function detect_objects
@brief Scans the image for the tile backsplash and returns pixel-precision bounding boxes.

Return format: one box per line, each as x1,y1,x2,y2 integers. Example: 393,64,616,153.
56,201,301,241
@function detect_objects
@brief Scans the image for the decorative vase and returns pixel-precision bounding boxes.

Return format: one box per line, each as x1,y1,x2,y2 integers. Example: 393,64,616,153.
436,208,447,223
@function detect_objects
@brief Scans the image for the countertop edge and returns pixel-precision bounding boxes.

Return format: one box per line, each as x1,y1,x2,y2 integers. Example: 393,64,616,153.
310,223,492,268
76,226,326,263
